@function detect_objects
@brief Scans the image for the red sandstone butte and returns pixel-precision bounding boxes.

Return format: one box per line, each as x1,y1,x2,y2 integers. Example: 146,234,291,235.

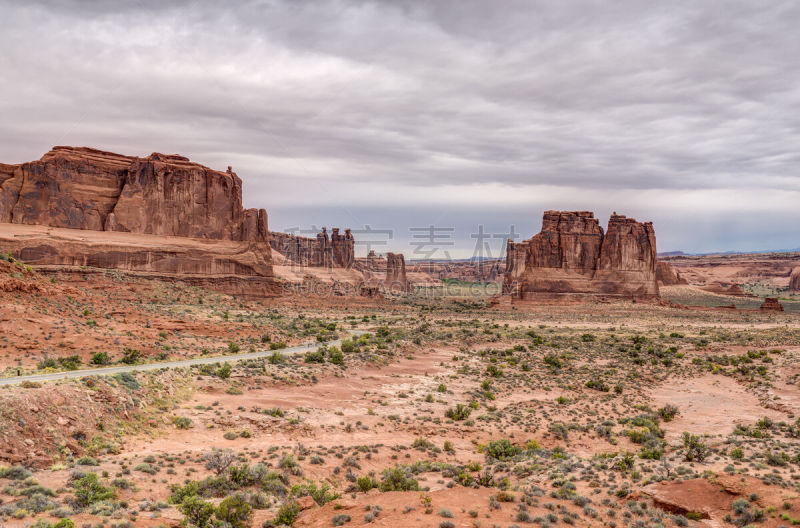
504,211,659,300
384,252,412,293
791,267,800,292
656,261,688,286
760,297,784,312
0,146,278,296
269,227,355,269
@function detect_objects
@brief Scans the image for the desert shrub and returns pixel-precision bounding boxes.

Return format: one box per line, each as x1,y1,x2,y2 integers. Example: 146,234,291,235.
72,473,115,507
173,416,193,429
682,432,709,462
445,404,472,421
357,476,375,492
179,495,216,528
485,439,521,460
216,363,232,379
91,352,111,365
0,466,32,480
114,372,139,390
215,494,252,528
333,513,351,526
58,355,82,370
305,349,325,363
658,404,679,422
291,480,339,506
379,466,419,492
272,501,300,526
328,346,345,366
120,348,141,364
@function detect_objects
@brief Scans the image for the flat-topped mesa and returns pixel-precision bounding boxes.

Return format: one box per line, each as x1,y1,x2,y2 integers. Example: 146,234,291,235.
504,210,659,300
0,146,267,245
269,227,355,268
0,146,276,291
791,268,800,292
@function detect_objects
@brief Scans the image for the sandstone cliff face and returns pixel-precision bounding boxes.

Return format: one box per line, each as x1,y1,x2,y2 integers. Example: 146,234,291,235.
385,252,412,292
791,268,800,292
0,147,275,290
269,227,354,268
504,211,659,299
656,261,688,286
1,147,268,245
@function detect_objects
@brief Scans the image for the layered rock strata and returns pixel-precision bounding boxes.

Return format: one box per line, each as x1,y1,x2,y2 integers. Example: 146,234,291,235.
791,268,800,292
269,227,354,268
504,211,659,299
385,252,412,292
656,261,688,286
0,146,277,296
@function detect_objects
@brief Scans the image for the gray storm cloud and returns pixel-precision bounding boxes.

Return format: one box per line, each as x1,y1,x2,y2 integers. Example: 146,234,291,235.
1,0,798,256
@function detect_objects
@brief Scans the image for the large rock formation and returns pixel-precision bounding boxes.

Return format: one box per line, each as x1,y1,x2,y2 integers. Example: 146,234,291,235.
791,268,800,292
656,261,688,286
504,211,659,300
385,252,412,293
760,298,784,312
0,147,277,296
269,227,354,268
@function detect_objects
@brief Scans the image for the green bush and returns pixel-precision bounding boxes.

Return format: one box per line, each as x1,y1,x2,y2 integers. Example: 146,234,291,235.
379,466,419,492
215,494,252,528
305,349,325,363
445,404,471,421
179,495,216,528
72,473,115,507
272,502,300,526
485,439,521,460
682,432,709,461
91,352,111,365
328,346,344,366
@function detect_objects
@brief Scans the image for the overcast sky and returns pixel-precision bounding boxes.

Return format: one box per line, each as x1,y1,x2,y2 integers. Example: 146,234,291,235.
2,0,799,257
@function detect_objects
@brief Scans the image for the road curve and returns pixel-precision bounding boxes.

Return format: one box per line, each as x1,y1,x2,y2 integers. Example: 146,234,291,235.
0,331,365,387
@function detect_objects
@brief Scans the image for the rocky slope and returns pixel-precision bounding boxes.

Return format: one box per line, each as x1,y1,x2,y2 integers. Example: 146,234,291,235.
791,267,800,292
504,211,659,299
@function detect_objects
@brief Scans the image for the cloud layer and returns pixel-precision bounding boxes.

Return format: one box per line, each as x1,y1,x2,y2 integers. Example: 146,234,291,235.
1,0,798,256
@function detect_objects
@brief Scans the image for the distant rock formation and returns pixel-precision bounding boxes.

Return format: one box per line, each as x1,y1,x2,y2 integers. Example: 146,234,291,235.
656,261,688,286
701,282,755,298
269,227,354,268
790,268,800,292
504,211,659,299
385,252,412,292
760,297,784,311
0,146,277,295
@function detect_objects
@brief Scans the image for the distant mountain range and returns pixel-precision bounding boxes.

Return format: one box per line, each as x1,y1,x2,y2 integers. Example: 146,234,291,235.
659,248,800,257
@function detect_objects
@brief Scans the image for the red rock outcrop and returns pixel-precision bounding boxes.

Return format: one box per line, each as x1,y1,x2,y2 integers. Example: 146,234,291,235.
791,268,800,292
269,227,355,268
504,211,659,300
0,147,277,296
385,252,412,293
701,282,755,297
656,261,688,286
760,297,784,311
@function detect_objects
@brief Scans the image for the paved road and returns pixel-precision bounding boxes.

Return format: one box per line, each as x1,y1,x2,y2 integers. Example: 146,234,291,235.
0,332,364,387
